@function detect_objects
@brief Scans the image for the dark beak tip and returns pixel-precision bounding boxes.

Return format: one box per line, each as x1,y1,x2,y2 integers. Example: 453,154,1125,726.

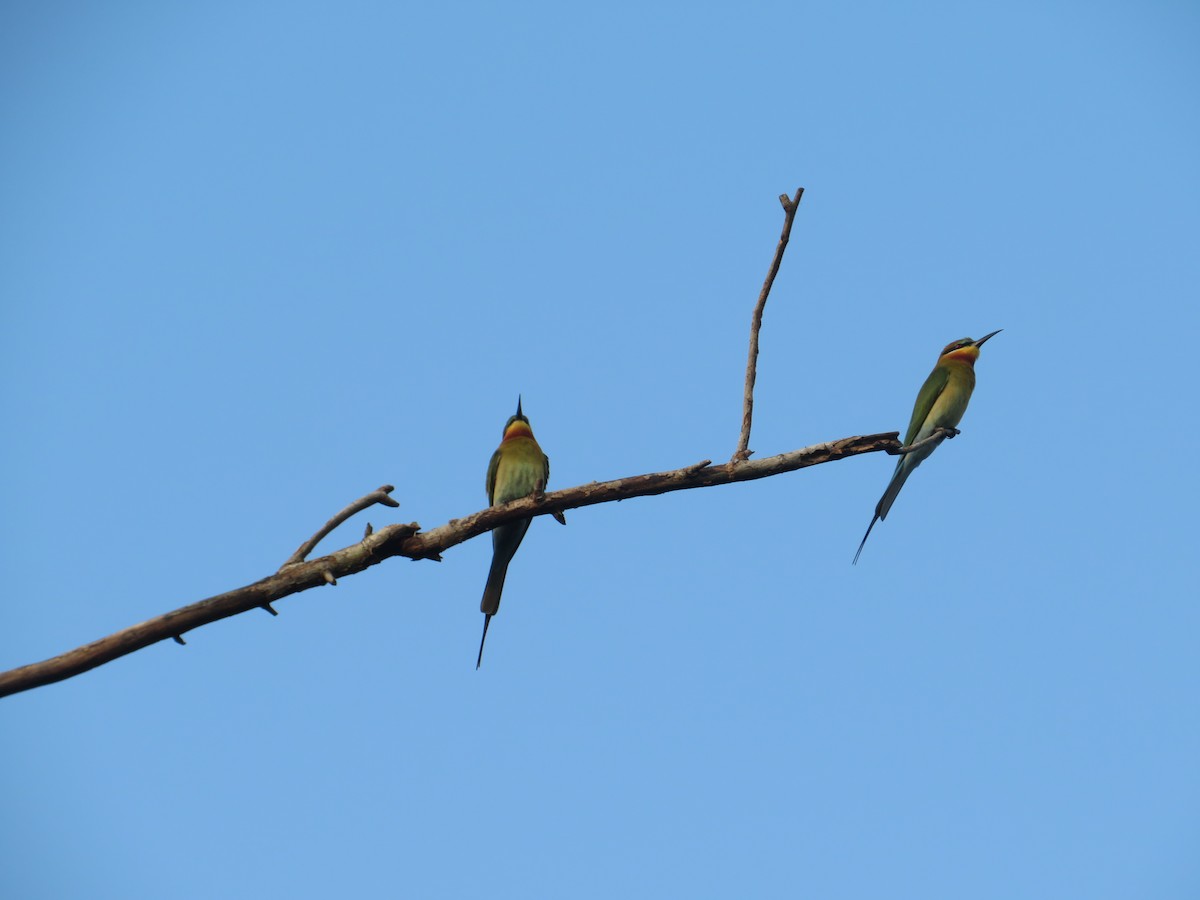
976,328,1002,347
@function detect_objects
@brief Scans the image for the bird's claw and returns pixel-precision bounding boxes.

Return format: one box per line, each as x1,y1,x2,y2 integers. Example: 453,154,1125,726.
530,482,566,524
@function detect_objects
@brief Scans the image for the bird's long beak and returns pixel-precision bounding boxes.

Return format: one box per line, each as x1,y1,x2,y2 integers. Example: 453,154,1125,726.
974,329,1002,347
516,395,523,418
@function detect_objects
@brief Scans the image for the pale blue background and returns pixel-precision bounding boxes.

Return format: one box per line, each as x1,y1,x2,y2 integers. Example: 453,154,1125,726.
3,2,1197,897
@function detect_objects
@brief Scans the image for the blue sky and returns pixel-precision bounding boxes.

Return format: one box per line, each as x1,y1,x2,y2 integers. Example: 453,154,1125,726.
2,2,1198,897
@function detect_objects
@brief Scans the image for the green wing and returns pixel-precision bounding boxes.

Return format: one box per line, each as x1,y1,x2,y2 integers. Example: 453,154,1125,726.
543,452,550,490
904,364,949,445
486,448,501,505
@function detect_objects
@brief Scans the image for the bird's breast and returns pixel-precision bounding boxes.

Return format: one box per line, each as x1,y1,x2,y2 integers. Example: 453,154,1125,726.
928,364,976,430
493,439,546,504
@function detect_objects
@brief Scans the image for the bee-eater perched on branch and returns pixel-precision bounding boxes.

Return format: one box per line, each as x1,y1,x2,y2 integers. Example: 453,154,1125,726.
477,396,551,668
854,330,1002,564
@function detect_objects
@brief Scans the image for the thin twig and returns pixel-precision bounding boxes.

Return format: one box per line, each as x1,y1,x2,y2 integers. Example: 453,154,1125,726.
0,430,901,699
733,187,805,463
280,485,399,569
889,427,960,456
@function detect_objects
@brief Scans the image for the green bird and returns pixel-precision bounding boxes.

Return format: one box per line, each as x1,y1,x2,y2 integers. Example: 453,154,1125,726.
477,396,551,668
854,330,1002,564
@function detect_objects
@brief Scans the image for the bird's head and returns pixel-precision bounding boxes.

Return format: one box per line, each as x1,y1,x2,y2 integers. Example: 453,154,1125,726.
502,395,534,439
940,329,1001,364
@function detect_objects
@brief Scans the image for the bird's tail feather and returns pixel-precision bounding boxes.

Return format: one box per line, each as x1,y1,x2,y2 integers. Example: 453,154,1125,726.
480,554,509,616
476,615,492,669
853,514,879,565
854,462,915,564
876,460,914,523
477,519,529,668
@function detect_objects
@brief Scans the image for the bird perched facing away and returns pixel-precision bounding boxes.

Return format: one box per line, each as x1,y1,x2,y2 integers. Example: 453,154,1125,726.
477,396,551,668
854,330,1001,564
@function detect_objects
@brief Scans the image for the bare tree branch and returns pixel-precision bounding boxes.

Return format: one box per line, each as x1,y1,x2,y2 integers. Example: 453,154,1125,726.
733,187,805,463
280,484,399,568
0,430,901,699
0,189,976,700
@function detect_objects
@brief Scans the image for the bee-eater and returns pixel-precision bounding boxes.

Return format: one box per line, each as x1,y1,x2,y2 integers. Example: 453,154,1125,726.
853,330,1001,564
477,396,551,669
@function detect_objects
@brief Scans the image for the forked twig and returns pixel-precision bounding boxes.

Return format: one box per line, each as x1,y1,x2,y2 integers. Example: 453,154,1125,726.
280,485,399,569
